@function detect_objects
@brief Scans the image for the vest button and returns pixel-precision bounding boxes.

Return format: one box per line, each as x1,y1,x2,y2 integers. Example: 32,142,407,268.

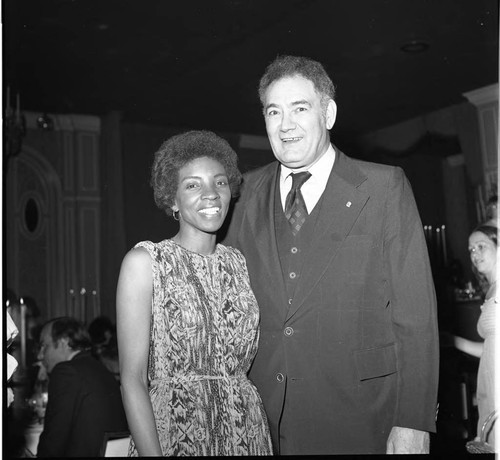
291,247,298,254
289,272,296,279
288,298,293,305
284,326,294,336
276,373,284,383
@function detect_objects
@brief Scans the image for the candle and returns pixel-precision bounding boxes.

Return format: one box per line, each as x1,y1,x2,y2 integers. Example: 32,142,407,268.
477,187,485,222
441,225,447,266
476,202,482,223
20,297,26,368
16,92,20,122
6,86,11,117
69,289,75,317
427,225,433,261
92,290,98,319
436,228,441,266
80,288,87,324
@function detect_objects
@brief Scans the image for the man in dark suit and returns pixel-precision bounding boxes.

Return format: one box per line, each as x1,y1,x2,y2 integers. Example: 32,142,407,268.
223,55,439,455
36,317,128,457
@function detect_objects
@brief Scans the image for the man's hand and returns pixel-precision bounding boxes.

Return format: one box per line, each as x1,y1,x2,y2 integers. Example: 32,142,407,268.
386,426,429,454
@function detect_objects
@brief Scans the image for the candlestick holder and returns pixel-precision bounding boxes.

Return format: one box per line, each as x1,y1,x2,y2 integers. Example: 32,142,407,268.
4,87,26,171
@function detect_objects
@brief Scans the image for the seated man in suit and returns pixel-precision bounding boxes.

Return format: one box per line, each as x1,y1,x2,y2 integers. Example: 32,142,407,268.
36,317,128,457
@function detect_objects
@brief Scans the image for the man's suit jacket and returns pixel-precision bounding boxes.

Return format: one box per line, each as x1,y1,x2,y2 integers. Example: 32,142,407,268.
223,148,439,455
37,351,128,457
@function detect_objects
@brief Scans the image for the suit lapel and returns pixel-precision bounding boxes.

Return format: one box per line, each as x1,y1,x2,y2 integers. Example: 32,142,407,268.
286,149,369,321
244,164,290,319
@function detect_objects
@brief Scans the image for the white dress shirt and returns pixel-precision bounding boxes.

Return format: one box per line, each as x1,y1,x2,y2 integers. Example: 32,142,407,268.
279,144,336,213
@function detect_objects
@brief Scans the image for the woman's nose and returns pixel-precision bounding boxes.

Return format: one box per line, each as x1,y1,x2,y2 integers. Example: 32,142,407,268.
202,185,219,200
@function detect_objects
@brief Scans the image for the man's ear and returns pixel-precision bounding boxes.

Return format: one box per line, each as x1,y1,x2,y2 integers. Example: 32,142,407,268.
56,337,69,350
325,99,337,130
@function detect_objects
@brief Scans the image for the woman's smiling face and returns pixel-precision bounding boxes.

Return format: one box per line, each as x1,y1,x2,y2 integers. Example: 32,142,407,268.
468,230,497,282
173,156,231,238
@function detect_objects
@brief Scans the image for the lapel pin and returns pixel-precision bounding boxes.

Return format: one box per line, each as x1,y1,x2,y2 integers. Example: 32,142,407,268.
346,201,352,207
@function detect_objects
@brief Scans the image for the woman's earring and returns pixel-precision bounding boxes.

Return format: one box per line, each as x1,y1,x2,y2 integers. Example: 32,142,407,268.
173,209,179,221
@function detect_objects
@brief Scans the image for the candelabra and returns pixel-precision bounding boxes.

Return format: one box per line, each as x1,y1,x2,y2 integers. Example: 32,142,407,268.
423,224,448,268
4,87,26,170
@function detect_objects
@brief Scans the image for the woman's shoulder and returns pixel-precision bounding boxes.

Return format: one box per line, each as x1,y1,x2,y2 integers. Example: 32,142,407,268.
217,243,246,264
132,239,174,257
120,246,154,279
133,239,165,251
122,240,173,273
217,243,244,258
125,241,153,261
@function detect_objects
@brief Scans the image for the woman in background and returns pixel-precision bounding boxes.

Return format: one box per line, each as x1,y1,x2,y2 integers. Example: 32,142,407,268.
454,224,498,451
116,130,272,456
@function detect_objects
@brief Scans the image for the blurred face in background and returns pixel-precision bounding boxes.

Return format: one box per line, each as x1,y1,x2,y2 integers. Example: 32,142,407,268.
37,323,71,373
468,230,497,283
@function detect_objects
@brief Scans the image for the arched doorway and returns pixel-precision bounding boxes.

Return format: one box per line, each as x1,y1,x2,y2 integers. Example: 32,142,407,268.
5,146,65,320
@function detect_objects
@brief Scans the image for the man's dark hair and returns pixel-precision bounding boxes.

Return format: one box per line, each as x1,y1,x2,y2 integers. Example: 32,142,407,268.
88,315,114,345
45,316,92,351
473,224,498,247
258,54,336,112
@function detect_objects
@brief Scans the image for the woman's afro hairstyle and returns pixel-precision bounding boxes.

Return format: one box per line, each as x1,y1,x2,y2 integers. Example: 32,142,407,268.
150,130,242,216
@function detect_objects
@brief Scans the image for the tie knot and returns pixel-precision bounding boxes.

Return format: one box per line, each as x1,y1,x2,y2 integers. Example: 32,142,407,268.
290,171,311,191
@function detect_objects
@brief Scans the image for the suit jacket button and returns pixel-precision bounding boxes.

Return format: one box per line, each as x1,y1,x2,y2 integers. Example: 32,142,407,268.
276,373,284,383
284,327,294,336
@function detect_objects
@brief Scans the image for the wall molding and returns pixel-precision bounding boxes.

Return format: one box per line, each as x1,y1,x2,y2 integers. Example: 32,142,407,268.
24,111,101,133
463,83,499,107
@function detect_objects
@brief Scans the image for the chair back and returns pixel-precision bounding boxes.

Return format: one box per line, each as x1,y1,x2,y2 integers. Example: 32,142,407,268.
100,431,131,457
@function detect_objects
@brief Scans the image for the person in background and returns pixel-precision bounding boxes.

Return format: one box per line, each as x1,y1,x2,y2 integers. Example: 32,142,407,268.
88,315,115,355
116,130,272,456
36,317,128,457
88,315,120,380
7,295,43,394
222,54,439,455
454,224,498,451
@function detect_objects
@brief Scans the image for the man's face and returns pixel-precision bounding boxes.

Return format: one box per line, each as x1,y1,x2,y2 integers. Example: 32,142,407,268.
263,75,336,170
37,324,69,373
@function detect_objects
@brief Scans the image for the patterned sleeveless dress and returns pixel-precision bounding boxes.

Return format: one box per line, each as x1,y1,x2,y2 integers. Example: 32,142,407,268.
476,295,498,450
128,239,273,456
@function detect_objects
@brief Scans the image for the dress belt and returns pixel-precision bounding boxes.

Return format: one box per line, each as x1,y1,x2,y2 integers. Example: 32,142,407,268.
150,373,245,386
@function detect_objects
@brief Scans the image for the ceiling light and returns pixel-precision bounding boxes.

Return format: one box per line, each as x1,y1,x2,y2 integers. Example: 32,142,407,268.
401,39,429,54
